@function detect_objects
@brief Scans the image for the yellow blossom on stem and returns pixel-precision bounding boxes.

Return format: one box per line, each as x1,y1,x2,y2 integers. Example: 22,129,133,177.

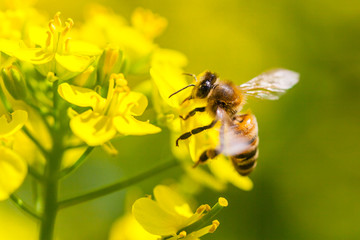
7,12,101,80
132,185,227,239
58,73,161,146
131,8,168,40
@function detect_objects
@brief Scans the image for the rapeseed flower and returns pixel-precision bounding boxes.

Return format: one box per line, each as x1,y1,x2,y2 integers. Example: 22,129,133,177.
58,73,161,147
3,12,100,80
132,185,226,239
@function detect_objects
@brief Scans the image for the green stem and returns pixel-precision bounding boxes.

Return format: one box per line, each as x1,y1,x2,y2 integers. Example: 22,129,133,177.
58,147,94,179
10,194,41,220
58,159,179,209
38,147,62,240
39,80,63,240
28,165,44,182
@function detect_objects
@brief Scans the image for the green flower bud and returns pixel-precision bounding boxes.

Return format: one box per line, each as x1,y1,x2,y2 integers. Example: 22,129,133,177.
1,66,28,100
97,46,124,86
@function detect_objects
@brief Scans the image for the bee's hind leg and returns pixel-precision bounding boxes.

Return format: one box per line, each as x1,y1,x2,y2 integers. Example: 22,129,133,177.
179,107,206,120
176,119,218,146
193,149,220,168
193,121,225,168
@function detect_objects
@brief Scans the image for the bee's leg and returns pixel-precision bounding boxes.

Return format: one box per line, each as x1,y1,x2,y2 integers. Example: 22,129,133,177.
179,107,206,120
193,149,220,168
176,119,218,146
181,96,193,104
193,121,224,167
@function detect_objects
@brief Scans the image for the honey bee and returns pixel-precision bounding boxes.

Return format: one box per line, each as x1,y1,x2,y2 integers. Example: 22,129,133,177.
169,69,299,176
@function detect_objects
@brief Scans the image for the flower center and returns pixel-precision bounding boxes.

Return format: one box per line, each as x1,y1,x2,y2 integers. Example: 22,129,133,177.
102,73,131,117
45,12,74,55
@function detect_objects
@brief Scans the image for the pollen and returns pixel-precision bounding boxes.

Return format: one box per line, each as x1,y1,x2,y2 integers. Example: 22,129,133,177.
178,231,187,238
218,197,228,207
208,220,220,233
196,204,211,214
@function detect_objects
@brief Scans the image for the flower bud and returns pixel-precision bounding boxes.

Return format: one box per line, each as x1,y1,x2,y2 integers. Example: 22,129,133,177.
1,66,27,100
97,46,124,86
71,66,96,88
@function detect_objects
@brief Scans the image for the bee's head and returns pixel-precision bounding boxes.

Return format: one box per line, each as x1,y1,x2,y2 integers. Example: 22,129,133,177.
195,71,218,98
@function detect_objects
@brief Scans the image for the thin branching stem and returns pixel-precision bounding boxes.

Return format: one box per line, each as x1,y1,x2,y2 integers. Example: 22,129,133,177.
58,159,179,209
10,194,41,220
22,127,49,158
58,147,94,179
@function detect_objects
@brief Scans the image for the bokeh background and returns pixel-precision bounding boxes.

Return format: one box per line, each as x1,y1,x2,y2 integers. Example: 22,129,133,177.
1,0,360,239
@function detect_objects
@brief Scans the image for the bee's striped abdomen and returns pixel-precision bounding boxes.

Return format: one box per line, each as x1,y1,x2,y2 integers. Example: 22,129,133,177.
230,113,259,176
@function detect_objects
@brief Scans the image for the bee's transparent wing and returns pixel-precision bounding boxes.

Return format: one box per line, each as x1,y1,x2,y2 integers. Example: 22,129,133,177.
239,69,299,100
216,109,257,156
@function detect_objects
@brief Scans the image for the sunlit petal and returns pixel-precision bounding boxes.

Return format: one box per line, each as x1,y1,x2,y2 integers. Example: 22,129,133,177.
132,197,181,236
113,115,161,135
0,110,28,138
0,147,27,201
70,110,117,146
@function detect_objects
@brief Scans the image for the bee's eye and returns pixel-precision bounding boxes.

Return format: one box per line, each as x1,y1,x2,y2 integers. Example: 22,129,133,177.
196,80,212,98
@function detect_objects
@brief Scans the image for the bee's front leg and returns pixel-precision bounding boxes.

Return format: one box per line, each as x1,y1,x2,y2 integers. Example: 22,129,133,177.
179,107,206,120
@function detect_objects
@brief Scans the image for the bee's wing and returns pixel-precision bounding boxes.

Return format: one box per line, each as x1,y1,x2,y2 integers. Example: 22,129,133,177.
216,109,255,156
239,69,299,100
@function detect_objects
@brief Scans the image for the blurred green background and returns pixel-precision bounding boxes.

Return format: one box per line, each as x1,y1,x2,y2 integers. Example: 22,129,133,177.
1,0,360,239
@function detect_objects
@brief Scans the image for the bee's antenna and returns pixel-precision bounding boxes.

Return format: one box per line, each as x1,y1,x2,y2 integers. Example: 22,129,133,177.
168,84,195,98
182,72,198,82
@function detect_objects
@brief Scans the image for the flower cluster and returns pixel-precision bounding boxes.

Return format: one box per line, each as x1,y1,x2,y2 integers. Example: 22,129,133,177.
111,185,227,240
0,2,252,239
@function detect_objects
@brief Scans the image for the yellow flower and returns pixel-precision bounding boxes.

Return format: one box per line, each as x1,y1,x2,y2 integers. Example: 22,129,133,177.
58,73,161,146
109,213,158,240
150,49,253,191
132,185,226,239
78,5,165,75
131,8,168,40
0,109,28,201
7,12,101,80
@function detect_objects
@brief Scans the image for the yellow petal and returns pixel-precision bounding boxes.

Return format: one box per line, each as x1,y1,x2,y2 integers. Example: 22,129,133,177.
0,147,27,201
67,40,102,56
116,91,148,116
132,197,182,236
152,48,188,68
154,185,193,218
14,48,54,64
113,115,161,136
70,110,117,146
55,54,95,80
150,65,190,108
184,165,226,192
58,83,105,109
0,39,21,56
109,214,158,240
0,110,28,138
208,156,253,191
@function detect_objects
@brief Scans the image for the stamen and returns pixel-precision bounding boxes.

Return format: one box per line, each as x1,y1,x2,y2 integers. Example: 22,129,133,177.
45,31,52,48
62,22,71,36
196,204,211,214
208,220,220,233
54,12,62,28
64,38,71,52
218,197,228,207
178,231,187,238
48,20,56,33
